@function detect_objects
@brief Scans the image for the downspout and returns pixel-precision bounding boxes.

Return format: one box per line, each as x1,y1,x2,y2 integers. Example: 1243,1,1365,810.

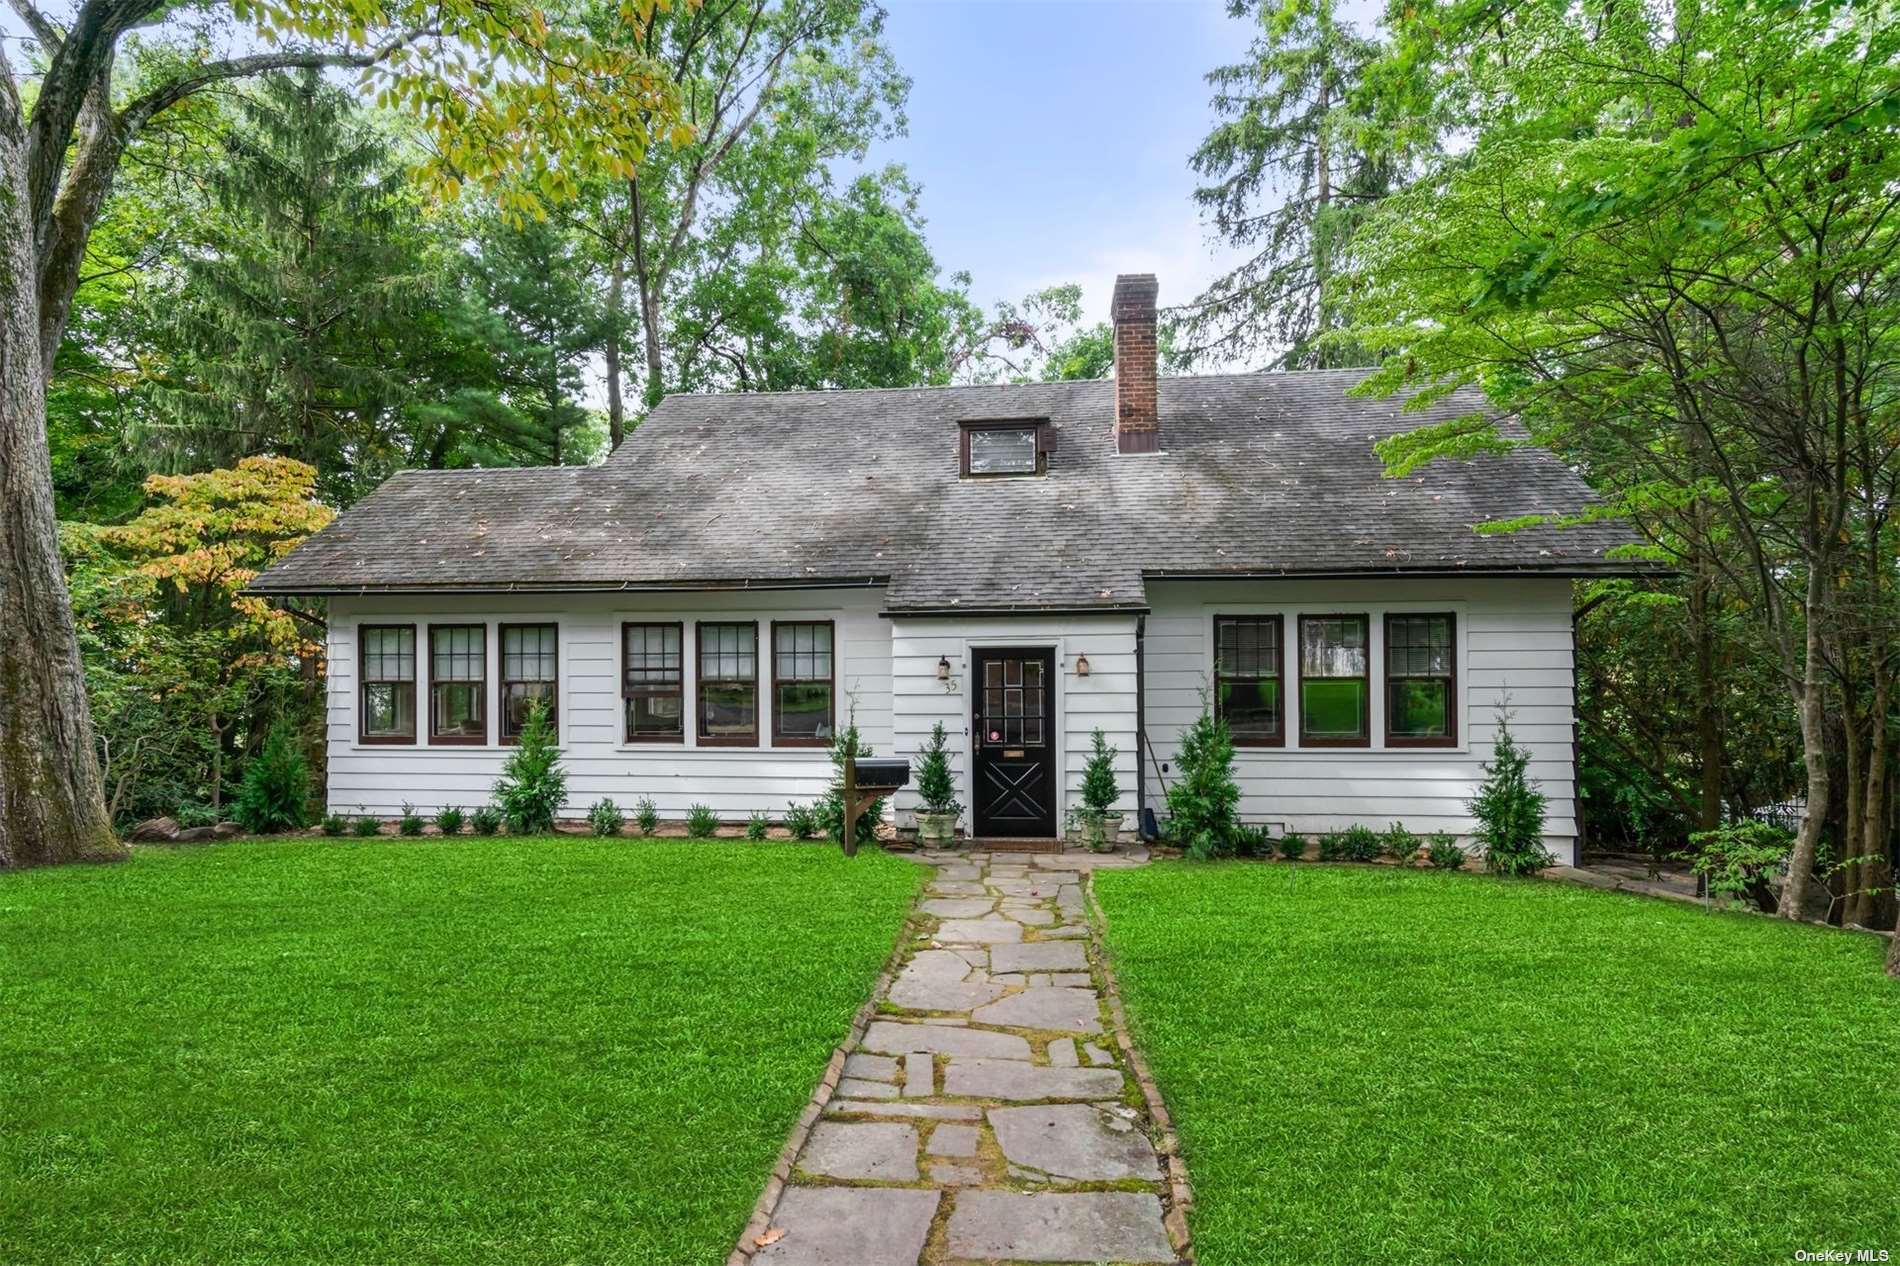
1135,613,1148,839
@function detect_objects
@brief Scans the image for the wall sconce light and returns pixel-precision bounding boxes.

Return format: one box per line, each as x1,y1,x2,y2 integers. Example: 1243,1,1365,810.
1074,652,1090,677
937,655,951,681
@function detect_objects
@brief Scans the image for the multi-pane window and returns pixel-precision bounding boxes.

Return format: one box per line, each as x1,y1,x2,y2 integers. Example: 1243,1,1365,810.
1386,613,1456,745
1300,615,1370,746
360,625,416,742
1214,615,1283,746
500,623,558,742
623,623,684,742
963,424,1040,475
429,625,486,743
698,622,758,745
981,657,1045,746
772,622,834,745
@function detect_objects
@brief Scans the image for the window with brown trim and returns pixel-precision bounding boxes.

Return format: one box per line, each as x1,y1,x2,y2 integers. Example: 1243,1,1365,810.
428,624,486,744
1299,615,1370,747
772,621,835,746
499,623,558,743
359,624,416,744
1213,615,1284,746
1385,613,1457,747
959,419,1048,476
697,622,758,745
623,622,684,743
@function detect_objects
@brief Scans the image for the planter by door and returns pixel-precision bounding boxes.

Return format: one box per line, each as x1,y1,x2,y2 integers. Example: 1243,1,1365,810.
972,647,1057,840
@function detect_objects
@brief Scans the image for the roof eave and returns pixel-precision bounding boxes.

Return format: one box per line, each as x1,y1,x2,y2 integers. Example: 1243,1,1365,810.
243,574,892,599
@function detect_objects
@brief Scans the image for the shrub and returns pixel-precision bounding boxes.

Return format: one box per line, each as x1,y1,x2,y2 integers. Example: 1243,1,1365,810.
1277,831,1306,861
435,806,465,836
785,802,818,840
468,805,503,836
817,712,884,841
1383,821,1421,866
913,722,960,815
634,796,659,836
746,811,771,841
1234,824,1272,858
320,813,348,837
492,699,567,834
1316,829,1342,861
397,803,425,836
1167,705,1241,861
351,815,381,837
1426,831,1467,870
588,798,624,837
1684,819,1792,910
1471,714,1552,876
686,803,719,838
231,720,310,834
1079,728,1120,815
1340,824,1382,862
174,802,220,829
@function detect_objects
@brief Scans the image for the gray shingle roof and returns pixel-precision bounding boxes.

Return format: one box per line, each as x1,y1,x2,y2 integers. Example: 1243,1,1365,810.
250,369,1645,607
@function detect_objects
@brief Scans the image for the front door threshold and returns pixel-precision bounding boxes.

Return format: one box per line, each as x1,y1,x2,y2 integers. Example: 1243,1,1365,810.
967,837,1064,853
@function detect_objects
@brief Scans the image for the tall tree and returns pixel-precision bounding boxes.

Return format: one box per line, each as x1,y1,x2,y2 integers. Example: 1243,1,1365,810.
0,0,681,867
1179,0,1402,369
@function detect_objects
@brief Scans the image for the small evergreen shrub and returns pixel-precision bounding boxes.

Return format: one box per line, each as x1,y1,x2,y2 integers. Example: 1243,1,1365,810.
914,722,960,815
746,811,771,841
1316,829,1344,861
397,803,424,836
1234,824,1272,858
817,713,884,840
1340,824,1382,862
435,806,465,836
1426,831,1467,870
469,805,503,836
785,802,818,840
1383,821,1421,866
231,721,310,834
1471,715,1552,875
588,798,624,836
1167,705,1241,861
1079,728,1120,814
320,813,348,837
351,815,382,837
492,699,567,834
1276,831,1306,861
634,796,659,836
686,803,718,838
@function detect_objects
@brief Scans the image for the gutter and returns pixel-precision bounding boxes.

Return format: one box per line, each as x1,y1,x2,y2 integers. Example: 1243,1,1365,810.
1146,562,1674,581
879,604,1151,619
1135,612,1147,839
242,575,891,599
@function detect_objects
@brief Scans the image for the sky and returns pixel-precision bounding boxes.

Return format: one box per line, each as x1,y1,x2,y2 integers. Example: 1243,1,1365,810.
863,0,1257,328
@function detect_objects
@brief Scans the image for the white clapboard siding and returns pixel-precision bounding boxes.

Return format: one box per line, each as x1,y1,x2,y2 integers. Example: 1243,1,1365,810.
1141,577,1580,863
887,614,1141,830
325,589,891,821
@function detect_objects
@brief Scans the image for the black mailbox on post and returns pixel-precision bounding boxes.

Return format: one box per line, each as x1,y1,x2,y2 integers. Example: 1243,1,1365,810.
839,754,911,856
851,758,911,792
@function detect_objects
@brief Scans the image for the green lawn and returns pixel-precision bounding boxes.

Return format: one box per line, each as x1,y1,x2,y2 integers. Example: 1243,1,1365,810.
0,838,921,1266
1094,862,1900,1266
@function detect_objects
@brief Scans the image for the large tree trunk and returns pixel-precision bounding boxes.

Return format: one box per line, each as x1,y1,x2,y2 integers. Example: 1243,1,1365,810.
1781,571,1831,919
1690,548,1723,832
0,129,124,868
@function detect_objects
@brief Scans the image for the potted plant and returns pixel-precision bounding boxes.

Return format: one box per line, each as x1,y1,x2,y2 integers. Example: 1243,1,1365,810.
912,721,961,848
1073,728,1123,852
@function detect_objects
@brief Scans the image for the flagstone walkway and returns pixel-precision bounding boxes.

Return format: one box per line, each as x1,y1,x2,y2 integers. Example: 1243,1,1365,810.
730,849,1191,1266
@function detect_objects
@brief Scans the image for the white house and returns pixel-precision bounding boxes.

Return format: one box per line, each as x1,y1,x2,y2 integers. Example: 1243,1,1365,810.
251,275,1639,863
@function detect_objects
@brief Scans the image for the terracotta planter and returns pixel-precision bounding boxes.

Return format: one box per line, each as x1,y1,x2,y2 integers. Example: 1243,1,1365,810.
915,810,960,848
1075,810,1125,853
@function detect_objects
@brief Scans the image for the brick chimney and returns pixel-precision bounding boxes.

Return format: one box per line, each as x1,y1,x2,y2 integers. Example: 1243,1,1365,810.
1112,273,1160,454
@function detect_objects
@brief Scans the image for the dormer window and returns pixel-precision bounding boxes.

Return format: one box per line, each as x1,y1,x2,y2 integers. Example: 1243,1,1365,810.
960,419,1052,477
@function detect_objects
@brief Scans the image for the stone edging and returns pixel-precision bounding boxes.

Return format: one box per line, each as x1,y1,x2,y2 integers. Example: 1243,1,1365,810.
1086,873,1198,1264
725,906,925,1266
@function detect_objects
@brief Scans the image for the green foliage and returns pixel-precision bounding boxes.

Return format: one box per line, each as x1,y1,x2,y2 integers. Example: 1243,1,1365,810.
913,722,960,815
817,713,883,842
1383,822,1420,866
785,803,819,841
351,816,382,838
230,721,310,834
1168,706,1242,861
492,701,567,835
1426,832,1467,871
397,804,425,837
745,812,771,842
435,807,466,837
587,799,624,837
1471,719,1552,877
320,813,348,838
686,804,719,839
1685,821,1793,911
1234,824,1273,859
1277,831,1307,861
469,806,503,837
1079,728,1120,815
1338,825,1381,863
634,797,659,836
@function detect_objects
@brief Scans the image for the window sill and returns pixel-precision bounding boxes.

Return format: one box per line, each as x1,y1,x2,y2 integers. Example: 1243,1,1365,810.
1233,743,1472,758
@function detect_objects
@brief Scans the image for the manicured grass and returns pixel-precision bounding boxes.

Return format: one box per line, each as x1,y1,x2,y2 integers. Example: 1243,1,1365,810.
0,838,921,1265
1094,862,1900,1266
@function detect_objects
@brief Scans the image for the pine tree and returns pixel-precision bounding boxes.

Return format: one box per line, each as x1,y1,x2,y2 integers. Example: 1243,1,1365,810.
914,722,959,815
1079,729,1120,815
493,700,568,834
1470,715,1552,876
231,719,311,833
1181,0,1406,369
1167,707,1241,861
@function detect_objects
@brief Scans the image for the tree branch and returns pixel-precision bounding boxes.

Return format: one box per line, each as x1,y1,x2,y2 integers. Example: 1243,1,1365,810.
119,28,438,131
4,0,62,52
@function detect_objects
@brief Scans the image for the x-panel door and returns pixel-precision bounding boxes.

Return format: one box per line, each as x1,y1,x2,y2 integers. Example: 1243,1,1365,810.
972,648,1057,839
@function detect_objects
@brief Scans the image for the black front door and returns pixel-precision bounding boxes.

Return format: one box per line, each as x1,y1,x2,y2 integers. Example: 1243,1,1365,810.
972,648,1057,839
